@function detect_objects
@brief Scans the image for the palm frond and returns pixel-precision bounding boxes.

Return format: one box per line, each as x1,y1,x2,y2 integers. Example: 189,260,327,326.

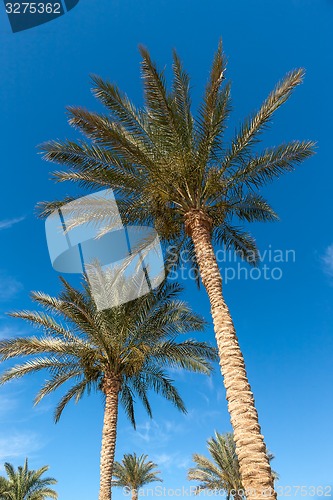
54,379,89,422
195,40,230,176
222,68,306,171
172,50,193,151
227,140,316,189
91,75,152,148
214,224,259,265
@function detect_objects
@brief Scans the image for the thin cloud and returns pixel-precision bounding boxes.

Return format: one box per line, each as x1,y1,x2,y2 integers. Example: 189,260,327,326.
0,432,42,463
0,272,23,301
135,420,168,444
0,325,26,340
0,216,25,231
130,419,185,447
322,244,333,278
152,452,191,470
186,408,224,426
0,395,18,418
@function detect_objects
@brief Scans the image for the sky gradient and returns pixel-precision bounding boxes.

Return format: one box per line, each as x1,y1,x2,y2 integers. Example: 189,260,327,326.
0,0,332,498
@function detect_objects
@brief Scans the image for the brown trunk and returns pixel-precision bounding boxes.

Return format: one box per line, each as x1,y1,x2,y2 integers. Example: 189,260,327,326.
234,494,244,500
185,210,276,500
132,489,138,500
99,375,121,500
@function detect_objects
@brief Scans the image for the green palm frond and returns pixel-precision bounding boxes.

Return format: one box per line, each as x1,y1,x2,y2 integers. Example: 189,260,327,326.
231,193,278,223
196,40,230,170
214,224,259,265
36,197,76,219
68,106,153,167
54,379,90,422
0,357,77,384
172,50,193,152
226,140,316,189
137,364,186,413
221,69,306,171
139,45,180,149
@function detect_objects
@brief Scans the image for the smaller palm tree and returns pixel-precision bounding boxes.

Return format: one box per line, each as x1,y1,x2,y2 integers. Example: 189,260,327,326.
112,454,162,500
188,432,277,500
0,459,57,500
0,278,217,500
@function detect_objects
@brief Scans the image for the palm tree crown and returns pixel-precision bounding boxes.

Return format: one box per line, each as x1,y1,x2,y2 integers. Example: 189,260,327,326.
0,277,216,425
0,459,57,500
40,41,315,265
112,453,162,499
188,432,243,498
188,432,277,499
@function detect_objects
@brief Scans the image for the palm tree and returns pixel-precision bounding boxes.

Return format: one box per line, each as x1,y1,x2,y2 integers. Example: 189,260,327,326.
0,278,217,500
188,432,277,500
0,477,9,499
38,42,315,498
112,453,162,500
0,459,57,500
188,433,243,499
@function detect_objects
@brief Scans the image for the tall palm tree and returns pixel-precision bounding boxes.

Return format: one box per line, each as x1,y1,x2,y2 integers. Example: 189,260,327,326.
112,453,162,500
188,432,277,500
38,42,315,498
0,278,217,500
0,459,57,500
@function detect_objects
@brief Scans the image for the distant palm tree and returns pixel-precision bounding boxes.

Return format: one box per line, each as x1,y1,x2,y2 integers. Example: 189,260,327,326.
0,459,57,500
39,42,315,498
0,278,217,500
188,432,278,499
0,477,9,499
112,453,162,500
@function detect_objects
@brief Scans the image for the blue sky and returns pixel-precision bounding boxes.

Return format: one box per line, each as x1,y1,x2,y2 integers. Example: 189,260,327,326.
0,0,332,498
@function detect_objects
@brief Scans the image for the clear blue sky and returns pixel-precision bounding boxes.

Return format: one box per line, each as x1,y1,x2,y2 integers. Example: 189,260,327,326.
0,0,332,498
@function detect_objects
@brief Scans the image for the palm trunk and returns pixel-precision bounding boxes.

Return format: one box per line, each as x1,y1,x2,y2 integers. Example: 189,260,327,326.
186,210,276,500
234,494,244,500
132,489,138,500
99,376,121,500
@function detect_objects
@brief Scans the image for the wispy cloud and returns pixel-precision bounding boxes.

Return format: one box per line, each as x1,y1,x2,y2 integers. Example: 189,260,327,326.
129,419,185,448
322,244,333,278
0,394,18,418
0,324,27,341
135,420,169,444
0,432,42,464
0,216,25,231
185,408,224,426
152,452,191,471
0,272,23,301
205,375,215,392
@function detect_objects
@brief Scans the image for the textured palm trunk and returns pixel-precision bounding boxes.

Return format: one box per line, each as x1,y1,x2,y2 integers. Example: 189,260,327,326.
132,489,138,500
99,376,121,500
185,210,276,500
